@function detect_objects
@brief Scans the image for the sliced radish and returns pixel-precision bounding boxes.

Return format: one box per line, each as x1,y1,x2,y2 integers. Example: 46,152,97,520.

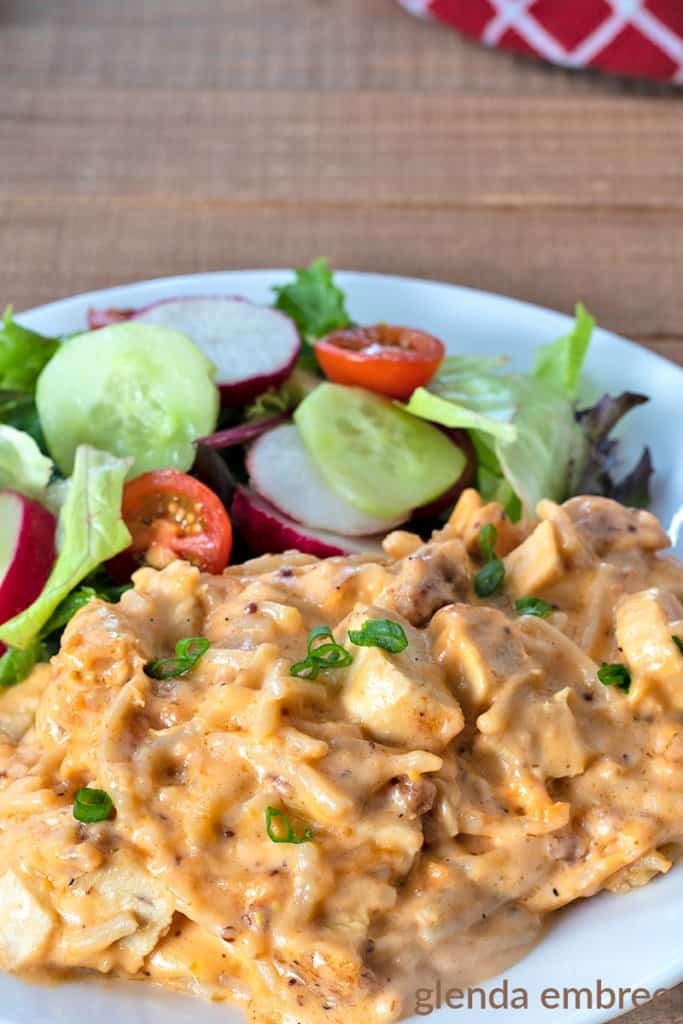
0,491,57,648
131,297,300,407
87,307,133,331
247,424,405,537
232,486,385,559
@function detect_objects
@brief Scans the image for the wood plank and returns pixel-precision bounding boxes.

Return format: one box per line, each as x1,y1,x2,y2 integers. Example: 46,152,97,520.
647,339,683,365
3,198,682,354
625,987,683,1023
2,88,682,207
2,0,676,96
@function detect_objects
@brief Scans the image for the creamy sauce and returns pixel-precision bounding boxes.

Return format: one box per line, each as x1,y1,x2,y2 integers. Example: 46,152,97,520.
0,491,682,1024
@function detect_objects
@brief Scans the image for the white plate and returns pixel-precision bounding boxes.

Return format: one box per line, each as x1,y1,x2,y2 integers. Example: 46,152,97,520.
6,271,683,1024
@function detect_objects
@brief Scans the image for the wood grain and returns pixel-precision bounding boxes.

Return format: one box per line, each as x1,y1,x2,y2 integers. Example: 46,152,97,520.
3,198,682,360
1,3,682,1019
2,0,678,95
3,88,683,207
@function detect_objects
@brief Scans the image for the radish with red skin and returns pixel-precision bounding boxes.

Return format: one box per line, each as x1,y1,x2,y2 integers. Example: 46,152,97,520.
232,487,385,560
247,424,405,537
0,492,57,652
130,297,301,407
87,307,133,330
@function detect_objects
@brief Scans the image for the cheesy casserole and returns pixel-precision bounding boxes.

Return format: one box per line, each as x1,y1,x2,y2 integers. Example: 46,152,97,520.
0,491,682,1023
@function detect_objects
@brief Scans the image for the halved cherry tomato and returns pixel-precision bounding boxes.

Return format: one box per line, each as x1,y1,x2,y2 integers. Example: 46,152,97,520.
114,469,232,577
314,324,446,400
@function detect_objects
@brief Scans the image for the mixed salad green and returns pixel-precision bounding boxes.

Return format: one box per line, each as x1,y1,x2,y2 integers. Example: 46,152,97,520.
0,260,652,686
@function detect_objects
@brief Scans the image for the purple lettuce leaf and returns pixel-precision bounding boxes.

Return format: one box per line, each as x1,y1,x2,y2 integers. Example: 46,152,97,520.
570,392,653,508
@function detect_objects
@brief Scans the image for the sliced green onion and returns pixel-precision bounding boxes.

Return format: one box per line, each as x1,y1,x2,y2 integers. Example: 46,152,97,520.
348,619,408,654
145,636,210,680
290,625,352,680
474,523,505,597
515,597,553,618
289,656,321,681
309,626,353,667
672,635,683,655
597,662,631,693
73,787,113,823
474,559,505,597
265,805,313,844
478,523,497,562
308,625,336,649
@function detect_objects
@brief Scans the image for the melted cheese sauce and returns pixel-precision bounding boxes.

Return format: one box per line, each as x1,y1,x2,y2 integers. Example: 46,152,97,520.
0,492,682,1024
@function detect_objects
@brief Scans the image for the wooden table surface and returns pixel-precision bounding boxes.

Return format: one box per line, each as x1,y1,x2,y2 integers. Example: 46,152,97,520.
2,2,682,1021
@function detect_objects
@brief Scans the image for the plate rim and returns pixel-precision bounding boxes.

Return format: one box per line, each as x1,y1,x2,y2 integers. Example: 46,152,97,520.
15,266,683,379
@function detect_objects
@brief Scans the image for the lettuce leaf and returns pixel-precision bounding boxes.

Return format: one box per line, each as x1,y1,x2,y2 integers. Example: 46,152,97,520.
469,431,522,520
0,571,131,687
0,308,58,453
407,376,582,514
273,259,350,370
533,303,595,398
273,259,350,342
412,345,586,514
41,576,131,638
571,392,652,507
407,304,652,516
606,448,653,508
0,307,59,393
0,391,48,452
244,367,320,422
495,377,583,512
406,387,516,443
0,639,44,688
0,446,132,650
0,425,53,499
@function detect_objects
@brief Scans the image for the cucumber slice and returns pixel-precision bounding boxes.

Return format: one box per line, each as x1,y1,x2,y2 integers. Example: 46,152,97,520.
294,383,466,518
36,323,219,477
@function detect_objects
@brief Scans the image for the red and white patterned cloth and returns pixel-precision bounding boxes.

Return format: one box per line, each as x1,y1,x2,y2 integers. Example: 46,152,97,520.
399,0,683,82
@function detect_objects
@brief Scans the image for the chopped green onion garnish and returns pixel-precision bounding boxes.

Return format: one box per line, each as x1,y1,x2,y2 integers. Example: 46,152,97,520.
73,787,113,823
289,656,322,681
265,805,313,844
515,597,553,618
672,635,683,655
290,625,352,680
145,636,210,680
474,524,505,597
348,619,408,654
478,523,497,562
308,625,353,666
597,662,631,693
474,559,505,597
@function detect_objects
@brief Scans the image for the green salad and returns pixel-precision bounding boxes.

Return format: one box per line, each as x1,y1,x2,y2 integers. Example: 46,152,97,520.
0,260,652,686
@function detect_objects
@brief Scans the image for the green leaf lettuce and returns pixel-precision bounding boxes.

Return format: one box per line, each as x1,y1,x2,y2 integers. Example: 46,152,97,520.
0,446,132,650
0,425,53,500
273,259,351,369
533,303,595,399
0,307,59,393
